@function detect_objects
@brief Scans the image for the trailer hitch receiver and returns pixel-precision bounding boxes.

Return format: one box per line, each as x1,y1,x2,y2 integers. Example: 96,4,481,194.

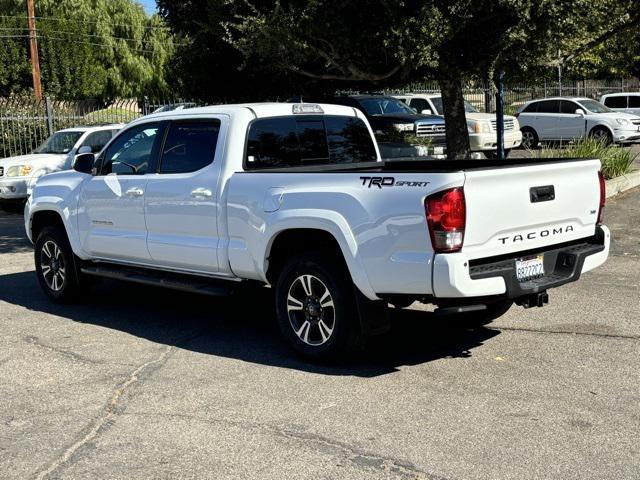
516,291,549,309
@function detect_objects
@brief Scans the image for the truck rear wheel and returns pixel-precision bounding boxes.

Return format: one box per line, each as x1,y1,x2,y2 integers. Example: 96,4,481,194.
275,253,362,361
34,226,84,303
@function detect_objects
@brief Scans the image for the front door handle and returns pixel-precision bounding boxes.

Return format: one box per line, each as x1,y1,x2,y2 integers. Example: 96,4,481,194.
191,188,213,198
125,187,144,197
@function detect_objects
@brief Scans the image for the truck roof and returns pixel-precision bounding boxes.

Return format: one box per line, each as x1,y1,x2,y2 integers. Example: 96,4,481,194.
136,102,360,122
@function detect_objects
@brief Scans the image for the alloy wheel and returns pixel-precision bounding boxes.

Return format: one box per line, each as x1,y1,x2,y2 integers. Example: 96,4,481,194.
286,274,336,346
40,240,66,291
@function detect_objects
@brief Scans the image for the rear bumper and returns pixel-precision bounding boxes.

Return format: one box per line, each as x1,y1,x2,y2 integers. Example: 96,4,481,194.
432,226,610,298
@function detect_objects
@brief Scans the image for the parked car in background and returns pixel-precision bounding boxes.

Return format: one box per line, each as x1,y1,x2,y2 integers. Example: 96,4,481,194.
0,124,123,204
516,97,640,148
327,95,447,147
394,93,522,158
600,93,640,116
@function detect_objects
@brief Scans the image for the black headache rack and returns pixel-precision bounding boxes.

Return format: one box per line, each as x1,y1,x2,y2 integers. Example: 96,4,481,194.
468,227,606,303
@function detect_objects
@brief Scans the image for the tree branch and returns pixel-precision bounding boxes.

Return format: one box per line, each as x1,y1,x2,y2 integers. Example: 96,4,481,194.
553,12,640,65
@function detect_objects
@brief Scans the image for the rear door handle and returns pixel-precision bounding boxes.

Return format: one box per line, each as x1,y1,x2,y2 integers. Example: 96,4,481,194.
191,188,213,198
125,187,144,197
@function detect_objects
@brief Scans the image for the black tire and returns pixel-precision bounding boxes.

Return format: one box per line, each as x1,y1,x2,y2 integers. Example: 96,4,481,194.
275,253,362,361
589,126,613,145
520,127,539,150
34,225,85,302
457,299,514,328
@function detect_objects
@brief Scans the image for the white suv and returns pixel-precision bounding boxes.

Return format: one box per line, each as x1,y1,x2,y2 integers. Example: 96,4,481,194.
0,124,123,203
516,97,640,148
600,93,640,116
393,93,522,157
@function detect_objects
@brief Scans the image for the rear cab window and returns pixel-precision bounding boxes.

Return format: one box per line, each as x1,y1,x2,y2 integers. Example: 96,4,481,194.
245,115,377,169
603,96,627,108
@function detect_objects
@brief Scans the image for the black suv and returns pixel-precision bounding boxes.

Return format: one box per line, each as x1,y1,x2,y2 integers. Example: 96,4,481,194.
329,95,447,145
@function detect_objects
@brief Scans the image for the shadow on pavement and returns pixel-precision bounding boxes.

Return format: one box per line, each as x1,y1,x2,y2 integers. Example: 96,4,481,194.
0,209,32,254
0,269,500,377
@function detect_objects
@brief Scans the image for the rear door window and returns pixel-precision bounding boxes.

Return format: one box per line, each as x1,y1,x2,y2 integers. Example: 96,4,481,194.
246,115,376,169
603,96,627,108
159,121,220,174
536,100,560,113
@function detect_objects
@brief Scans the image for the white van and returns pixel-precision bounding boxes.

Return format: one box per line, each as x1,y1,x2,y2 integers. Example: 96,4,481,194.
600,93,640,116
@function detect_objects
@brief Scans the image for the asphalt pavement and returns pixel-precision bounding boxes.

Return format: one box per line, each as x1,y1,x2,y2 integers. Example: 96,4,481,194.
0,189,638,480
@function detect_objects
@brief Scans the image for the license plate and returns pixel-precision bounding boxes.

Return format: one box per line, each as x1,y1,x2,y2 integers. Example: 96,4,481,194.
515,255,544,282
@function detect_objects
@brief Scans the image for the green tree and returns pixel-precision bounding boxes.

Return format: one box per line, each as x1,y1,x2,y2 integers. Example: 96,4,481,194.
160,0,639,158
0,0,175,100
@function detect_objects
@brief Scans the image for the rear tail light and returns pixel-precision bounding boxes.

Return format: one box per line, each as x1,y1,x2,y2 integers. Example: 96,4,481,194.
597,170,606,225
425,187,466,253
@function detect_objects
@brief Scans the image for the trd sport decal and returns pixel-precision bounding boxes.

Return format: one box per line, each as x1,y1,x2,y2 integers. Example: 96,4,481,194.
360,176,430,188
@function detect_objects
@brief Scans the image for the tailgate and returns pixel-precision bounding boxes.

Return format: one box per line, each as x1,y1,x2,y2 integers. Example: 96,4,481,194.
462,159,601,259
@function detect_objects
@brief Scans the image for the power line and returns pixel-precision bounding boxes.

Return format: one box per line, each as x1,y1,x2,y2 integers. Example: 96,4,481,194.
37,35,159,54
0,14,170,31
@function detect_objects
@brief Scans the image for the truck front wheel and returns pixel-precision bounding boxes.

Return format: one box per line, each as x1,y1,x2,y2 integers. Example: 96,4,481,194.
34,226,84,303
275,253,362,361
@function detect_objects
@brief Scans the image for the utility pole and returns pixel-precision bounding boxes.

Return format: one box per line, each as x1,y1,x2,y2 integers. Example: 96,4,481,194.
26,0,42,99
495,70,505,161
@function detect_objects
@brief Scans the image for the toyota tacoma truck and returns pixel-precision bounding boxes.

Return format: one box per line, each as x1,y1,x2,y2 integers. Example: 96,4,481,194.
24,103,610,361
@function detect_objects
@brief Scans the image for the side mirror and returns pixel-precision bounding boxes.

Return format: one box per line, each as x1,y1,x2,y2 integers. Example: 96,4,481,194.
73,153,95,174
575,108,585,116
421,109,433,115
77,145,92,154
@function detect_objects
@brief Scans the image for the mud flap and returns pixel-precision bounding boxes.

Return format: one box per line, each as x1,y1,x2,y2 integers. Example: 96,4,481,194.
354,287,390,336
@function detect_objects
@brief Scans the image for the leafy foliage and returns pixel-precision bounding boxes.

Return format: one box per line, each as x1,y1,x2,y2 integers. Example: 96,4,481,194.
0,0,175,100
536,137,637,179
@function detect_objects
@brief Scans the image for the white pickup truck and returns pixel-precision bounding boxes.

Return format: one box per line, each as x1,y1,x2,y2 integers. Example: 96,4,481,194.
25,103,610,361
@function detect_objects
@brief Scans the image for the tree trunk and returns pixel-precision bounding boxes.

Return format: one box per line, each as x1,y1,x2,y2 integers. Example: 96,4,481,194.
438,65,471,160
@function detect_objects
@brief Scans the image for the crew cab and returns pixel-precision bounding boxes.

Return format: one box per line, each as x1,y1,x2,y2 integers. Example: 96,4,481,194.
394,93,522,158
516,97,640,148
0,124,123,204
25,103,610,361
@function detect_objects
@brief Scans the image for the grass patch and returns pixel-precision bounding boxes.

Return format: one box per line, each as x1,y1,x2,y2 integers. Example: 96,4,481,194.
534,137,637,179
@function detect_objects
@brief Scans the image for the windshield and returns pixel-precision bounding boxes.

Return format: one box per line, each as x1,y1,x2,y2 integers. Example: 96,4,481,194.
464,100,480,113
34,131,83,154
359,98,417,116
428,97,479,114
577,99,612,114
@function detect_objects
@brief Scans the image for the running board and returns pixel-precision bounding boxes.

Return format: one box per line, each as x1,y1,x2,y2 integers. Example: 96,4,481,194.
81,264,235,297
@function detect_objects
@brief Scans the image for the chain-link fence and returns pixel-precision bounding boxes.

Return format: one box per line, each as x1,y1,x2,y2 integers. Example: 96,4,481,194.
391,78,640,114
0,97,198,158
2,79,640,157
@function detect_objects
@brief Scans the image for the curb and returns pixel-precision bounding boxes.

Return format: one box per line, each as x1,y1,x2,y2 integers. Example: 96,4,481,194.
605,170,640,198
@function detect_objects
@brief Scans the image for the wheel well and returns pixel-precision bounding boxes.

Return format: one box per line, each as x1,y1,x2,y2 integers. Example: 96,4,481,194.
31,210,65,242
266,229,346,284
590,125,612,136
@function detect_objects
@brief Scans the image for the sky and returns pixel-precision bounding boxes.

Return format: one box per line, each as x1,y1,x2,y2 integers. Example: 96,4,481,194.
138,0,157,15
